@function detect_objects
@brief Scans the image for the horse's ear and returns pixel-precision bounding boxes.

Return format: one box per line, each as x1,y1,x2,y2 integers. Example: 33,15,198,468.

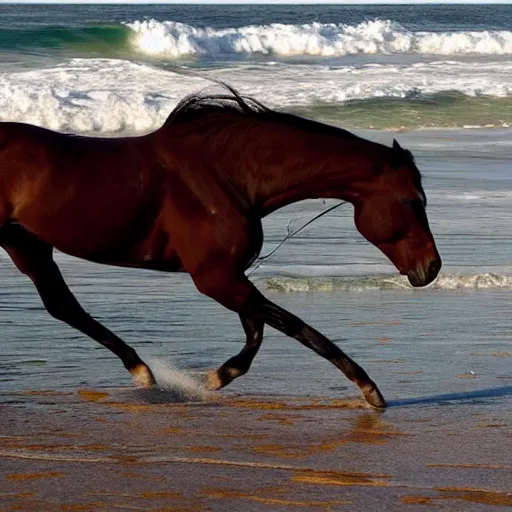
393,139,403,152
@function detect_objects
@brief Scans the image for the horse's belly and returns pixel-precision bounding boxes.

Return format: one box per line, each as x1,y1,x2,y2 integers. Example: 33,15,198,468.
15,215,148,262
14,188,162,262
84,252,185,272
82,222,185,272
25,223,185,273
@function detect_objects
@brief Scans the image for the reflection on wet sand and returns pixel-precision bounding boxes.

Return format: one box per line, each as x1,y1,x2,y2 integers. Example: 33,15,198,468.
402,488,512,507
1,388,510,510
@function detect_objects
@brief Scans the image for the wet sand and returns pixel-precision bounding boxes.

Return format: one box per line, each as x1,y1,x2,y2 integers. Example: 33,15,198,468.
1,388,511,511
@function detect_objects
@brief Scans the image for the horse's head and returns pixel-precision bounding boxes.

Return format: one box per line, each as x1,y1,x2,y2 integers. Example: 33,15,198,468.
353,139,441,287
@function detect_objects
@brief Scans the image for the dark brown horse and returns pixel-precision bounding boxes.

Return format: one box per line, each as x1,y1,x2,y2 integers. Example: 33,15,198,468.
0,85,441,408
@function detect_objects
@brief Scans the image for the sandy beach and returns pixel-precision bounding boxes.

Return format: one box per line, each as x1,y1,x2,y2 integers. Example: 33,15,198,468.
1,387,511,511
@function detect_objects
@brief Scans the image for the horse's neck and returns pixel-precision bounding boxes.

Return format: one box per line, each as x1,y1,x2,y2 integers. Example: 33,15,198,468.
239,127,378,216
160,115,380,216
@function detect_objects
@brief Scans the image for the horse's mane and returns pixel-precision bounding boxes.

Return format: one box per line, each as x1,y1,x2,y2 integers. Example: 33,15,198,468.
165,82,362,142
164,83,420,185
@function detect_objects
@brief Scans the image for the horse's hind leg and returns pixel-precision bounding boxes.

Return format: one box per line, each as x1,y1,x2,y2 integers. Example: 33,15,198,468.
195,271,386,408
207,314,264,390
1,225,155,387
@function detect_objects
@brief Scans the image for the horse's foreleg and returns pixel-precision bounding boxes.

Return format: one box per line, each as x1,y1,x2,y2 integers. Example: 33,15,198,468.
207,314,264,390
1,226,155,387
195,272,385,408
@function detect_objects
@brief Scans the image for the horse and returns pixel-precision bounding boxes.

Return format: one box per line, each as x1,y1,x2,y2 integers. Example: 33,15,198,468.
0,84,441,409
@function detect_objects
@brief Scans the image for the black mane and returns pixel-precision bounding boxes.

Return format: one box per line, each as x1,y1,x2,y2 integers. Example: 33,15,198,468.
165,82,362,142
165,83,421,185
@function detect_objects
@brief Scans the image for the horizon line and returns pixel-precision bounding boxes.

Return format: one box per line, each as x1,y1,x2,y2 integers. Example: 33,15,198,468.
2,1,511,4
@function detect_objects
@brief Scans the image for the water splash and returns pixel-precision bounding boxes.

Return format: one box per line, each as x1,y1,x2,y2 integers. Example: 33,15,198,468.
148,358,213,402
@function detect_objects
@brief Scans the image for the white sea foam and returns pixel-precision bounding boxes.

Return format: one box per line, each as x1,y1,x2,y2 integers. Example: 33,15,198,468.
125,19,512,58
258,273,512,292
0,59,206,133
0,57,511,133
444,191,512,202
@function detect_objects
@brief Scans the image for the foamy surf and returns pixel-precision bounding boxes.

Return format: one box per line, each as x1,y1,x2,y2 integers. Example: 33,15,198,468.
257,273,512,293
147,359,213,402
1,57,511,133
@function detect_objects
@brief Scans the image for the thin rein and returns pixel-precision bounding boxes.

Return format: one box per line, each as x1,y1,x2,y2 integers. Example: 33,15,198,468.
248,201,347,276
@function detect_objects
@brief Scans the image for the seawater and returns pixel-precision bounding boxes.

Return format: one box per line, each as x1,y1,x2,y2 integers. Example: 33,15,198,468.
0,129,511,402
0,5,511,404
0,4,512,132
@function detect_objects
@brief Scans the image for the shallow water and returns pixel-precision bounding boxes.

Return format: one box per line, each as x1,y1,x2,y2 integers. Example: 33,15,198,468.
1,129,511,409
1,264,511,405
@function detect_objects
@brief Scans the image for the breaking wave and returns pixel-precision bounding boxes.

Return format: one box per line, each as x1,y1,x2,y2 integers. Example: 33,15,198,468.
3,19,512,60
126,19,512,58
1,58,511,134
257,273,512,293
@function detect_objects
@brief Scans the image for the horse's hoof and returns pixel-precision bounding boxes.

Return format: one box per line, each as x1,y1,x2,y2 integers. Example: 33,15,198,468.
206,370,223,391
362,383,387,409
130,364,156,388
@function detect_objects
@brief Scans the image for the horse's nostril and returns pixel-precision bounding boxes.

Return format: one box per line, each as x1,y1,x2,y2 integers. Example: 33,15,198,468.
428,258,441,278
408,258,441,287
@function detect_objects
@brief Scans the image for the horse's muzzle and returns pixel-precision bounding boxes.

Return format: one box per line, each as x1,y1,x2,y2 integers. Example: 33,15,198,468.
407,258,442,287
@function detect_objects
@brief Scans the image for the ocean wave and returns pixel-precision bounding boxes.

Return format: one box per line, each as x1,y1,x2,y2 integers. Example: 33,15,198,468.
0,59,205,133
125,19,512,58
3,19,512,60
257,273,512,292
0,24,128,55
0,58,511,133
